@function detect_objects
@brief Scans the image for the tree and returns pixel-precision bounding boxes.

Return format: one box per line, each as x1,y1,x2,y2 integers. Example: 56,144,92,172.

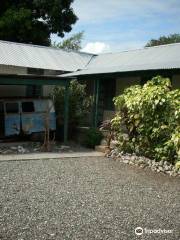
145,33,180,47
0,0,78,46
52,31,84,51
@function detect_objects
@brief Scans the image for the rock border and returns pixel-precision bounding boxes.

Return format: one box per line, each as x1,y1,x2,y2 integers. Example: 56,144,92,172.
106,148,180,177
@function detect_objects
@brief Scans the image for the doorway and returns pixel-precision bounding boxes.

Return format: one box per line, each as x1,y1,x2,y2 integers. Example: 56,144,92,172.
0,102,5,137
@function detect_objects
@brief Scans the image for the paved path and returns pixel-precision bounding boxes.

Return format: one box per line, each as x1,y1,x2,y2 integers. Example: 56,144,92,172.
0,151,104,161
0,157,179,240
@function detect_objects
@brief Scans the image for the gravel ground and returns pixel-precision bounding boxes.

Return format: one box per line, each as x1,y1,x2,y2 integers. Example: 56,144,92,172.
0,157,179,240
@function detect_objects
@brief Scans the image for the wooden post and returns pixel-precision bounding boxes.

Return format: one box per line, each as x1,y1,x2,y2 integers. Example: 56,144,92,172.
64,81,70,144
95,79,100,128
92,79,100,128
92,79,96,127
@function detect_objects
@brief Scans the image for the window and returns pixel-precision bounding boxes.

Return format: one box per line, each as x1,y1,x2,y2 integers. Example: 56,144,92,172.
0,102,4,114
22,102,35,112
6,102,19,113
26,85,42,97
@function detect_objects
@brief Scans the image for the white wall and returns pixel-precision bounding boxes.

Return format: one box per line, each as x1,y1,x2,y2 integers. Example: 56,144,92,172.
103,76,140,120
44,69,61,75
0,65,57,97
116,76,140,95
172,75,180,89
43,85,55,97
0,65,27,75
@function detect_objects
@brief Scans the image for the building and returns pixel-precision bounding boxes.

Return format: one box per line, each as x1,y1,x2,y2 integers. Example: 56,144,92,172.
61,43,180,124
0,40,93,97
0,40,180,132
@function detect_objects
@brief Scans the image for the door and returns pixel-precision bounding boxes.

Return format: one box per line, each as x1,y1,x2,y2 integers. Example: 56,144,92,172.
5,102,20,136
0,102,5,137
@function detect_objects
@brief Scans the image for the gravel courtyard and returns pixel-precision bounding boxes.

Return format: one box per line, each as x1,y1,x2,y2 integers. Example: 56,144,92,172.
0,157,179,240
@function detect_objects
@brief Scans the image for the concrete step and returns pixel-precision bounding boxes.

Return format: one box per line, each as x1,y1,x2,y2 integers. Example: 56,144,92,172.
0,151,104,162
95,145,109,153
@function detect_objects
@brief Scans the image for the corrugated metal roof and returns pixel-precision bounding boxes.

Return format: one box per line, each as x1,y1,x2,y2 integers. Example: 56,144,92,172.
0,40,94,72
1,41,180,77
61,43,180,77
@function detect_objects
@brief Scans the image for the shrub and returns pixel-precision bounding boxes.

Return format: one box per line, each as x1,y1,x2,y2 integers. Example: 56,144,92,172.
51,80,93,139
83,128,103,148
112,76,180,164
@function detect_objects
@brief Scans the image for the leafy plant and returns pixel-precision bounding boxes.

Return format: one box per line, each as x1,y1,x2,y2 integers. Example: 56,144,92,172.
112,76,180,164
146,33,180,47
83,128,103,149
51,80,93,136
175,161,180,170
99,120,115,148
52,31,84,51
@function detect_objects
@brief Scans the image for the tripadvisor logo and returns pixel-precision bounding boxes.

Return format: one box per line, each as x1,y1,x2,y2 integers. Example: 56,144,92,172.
135,227,173,236
135,227,143,236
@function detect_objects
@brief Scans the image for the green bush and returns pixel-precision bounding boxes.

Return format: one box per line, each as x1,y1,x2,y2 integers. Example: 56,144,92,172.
83,128,103,148
112,76,180,164
51,80,93,125
50,80,93,139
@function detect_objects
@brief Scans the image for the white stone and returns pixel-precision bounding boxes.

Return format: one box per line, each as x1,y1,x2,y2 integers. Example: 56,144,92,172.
130,156,136,162
60,145,70,150
108,148,179,178
17,146,26,154
110,141,118,149
164,165,170,171
159,160,164,166
163,161,168,166
123,160,129,164
10,146,17,150
158,166,163,172
100,139,107,146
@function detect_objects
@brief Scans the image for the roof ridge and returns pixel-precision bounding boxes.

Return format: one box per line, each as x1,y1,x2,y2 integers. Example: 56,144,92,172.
0,39,94,56
97,42,180,56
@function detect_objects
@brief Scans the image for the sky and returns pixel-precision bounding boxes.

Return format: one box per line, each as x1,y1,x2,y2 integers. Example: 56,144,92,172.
51,0,180,54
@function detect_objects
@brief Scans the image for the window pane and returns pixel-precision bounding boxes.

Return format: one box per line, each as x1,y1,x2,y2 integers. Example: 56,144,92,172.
6,103,19,113
26,85,42,97
22,102,35,112
0,103,4,114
